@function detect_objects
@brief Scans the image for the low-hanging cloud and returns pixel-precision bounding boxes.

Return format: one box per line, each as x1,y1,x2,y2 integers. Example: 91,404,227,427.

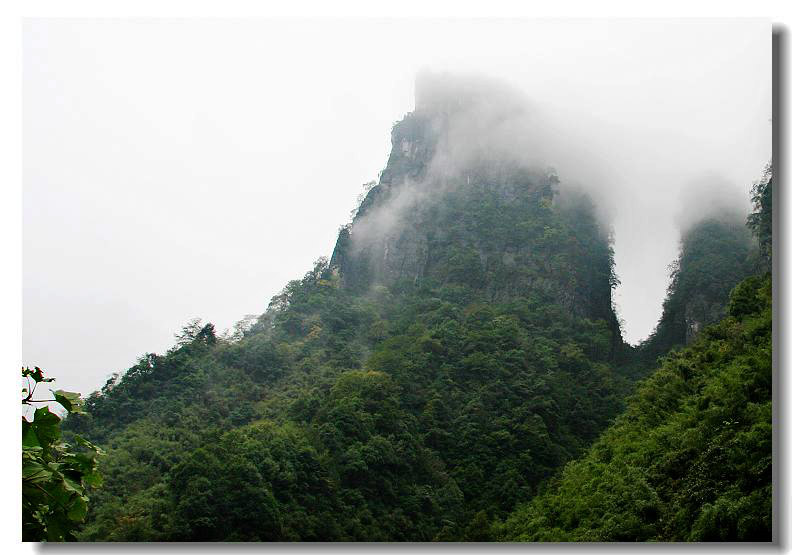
674,174,751,234
23,19,770,396
345,66,767,347
348,71,647,252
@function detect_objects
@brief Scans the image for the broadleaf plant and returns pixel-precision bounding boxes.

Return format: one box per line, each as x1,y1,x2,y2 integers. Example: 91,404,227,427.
21,366,103,541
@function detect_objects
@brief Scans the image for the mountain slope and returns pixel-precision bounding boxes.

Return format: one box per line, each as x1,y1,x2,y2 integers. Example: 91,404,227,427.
497,273,771,541
60,76,770,542
497,170,773,541
640,217,754,361
64,75,634,541
332,73,621,342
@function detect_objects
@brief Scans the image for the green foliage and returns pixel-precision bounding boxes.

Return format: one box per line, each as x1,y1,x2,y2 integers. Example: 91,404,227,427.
747,162,772,267
63,170,633,540
339,165,620,345
641,218,754,361
22,367,103,542
55,123,770,542
498,274,772,541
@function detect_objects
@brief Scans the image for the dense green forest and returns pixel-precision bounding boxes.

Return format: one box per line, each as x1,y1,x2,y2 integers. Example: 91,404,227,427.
498,273,771,540
63,183,632,540
640,218,754,361
498,168,772,541
45,83,771,542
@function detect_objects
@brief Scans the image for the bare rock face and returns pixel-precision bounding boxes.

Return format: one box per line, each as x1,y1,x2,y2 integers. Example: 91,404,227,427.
378,112,438,187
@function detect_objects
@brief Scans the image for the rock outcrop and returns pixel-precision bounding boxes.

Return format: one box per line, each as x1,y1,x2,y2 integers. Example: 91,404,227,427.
331,73,623,353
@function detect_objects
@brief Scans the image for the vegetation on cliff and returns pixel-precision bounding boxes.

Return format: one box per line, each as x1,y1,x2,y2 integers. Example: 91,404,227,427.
64,171,629,540
497,166,772,542
50,86,770,542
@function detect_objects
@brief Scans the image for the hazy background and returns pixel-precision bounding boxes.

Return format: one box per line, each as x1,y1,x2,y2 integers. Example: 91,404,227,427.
23,18,771,396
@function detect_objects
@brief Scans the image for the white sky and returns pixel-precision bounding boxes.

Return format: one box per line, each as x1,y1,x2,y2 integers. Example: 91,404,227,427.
23,18,771,396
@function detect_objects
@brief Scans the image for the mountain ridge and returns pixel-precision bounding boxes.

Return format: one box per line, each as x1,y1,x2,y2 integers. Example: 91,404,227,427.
60,77,770,542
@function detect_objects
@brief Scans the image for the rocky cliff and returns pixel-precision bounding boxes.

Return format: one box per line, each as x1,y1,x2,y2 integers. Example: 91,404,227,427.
331,72,622,351
641,217,754,360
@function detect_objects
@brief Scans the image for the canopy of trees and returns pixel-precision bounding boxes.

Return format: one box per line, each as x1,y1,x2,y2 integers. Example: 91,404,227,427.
498,273,771,541
55,157,771,541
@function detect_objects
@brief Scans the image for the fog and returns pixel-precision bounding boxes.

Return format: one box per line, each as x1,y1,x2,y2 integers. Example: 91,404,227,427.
23,19,771,396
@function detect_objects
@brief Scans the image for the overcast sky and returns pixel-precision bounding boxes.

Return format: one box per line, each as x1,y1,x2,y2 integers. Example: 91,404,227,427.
23,18,771,396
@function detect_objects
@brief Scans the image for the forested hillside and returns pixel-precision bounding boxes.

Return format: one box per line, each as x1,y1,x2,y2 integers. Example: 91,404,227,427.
639,218,754,362
498,273,771,541
64,75,631,541
58,76,771,542
498,167,773,542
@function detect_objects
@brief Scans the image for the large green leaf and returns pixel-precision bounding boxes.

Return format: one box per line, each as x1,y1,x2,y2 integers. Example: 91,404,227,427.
22,420,40,448
31,407,61,449
22,460,52,483
22,367,103,542
54,390,82,414
66,496,88,522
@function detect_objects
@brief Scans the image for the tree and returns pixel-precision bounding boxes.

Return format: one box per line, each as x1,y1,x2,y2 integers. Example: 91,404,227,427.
747,162,772,266
22,367,103,541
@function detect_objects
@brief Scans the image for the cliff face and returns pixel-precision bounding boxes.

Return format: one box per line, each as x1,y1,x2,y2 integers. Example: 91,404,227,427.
641,218,754,359
331,73,621,349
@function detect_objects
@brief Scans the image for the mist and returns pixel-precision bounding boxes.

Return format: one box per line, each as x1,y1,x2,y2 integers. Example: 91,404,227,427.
674,174,754,234
347,71,617,260
23,18,771,396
